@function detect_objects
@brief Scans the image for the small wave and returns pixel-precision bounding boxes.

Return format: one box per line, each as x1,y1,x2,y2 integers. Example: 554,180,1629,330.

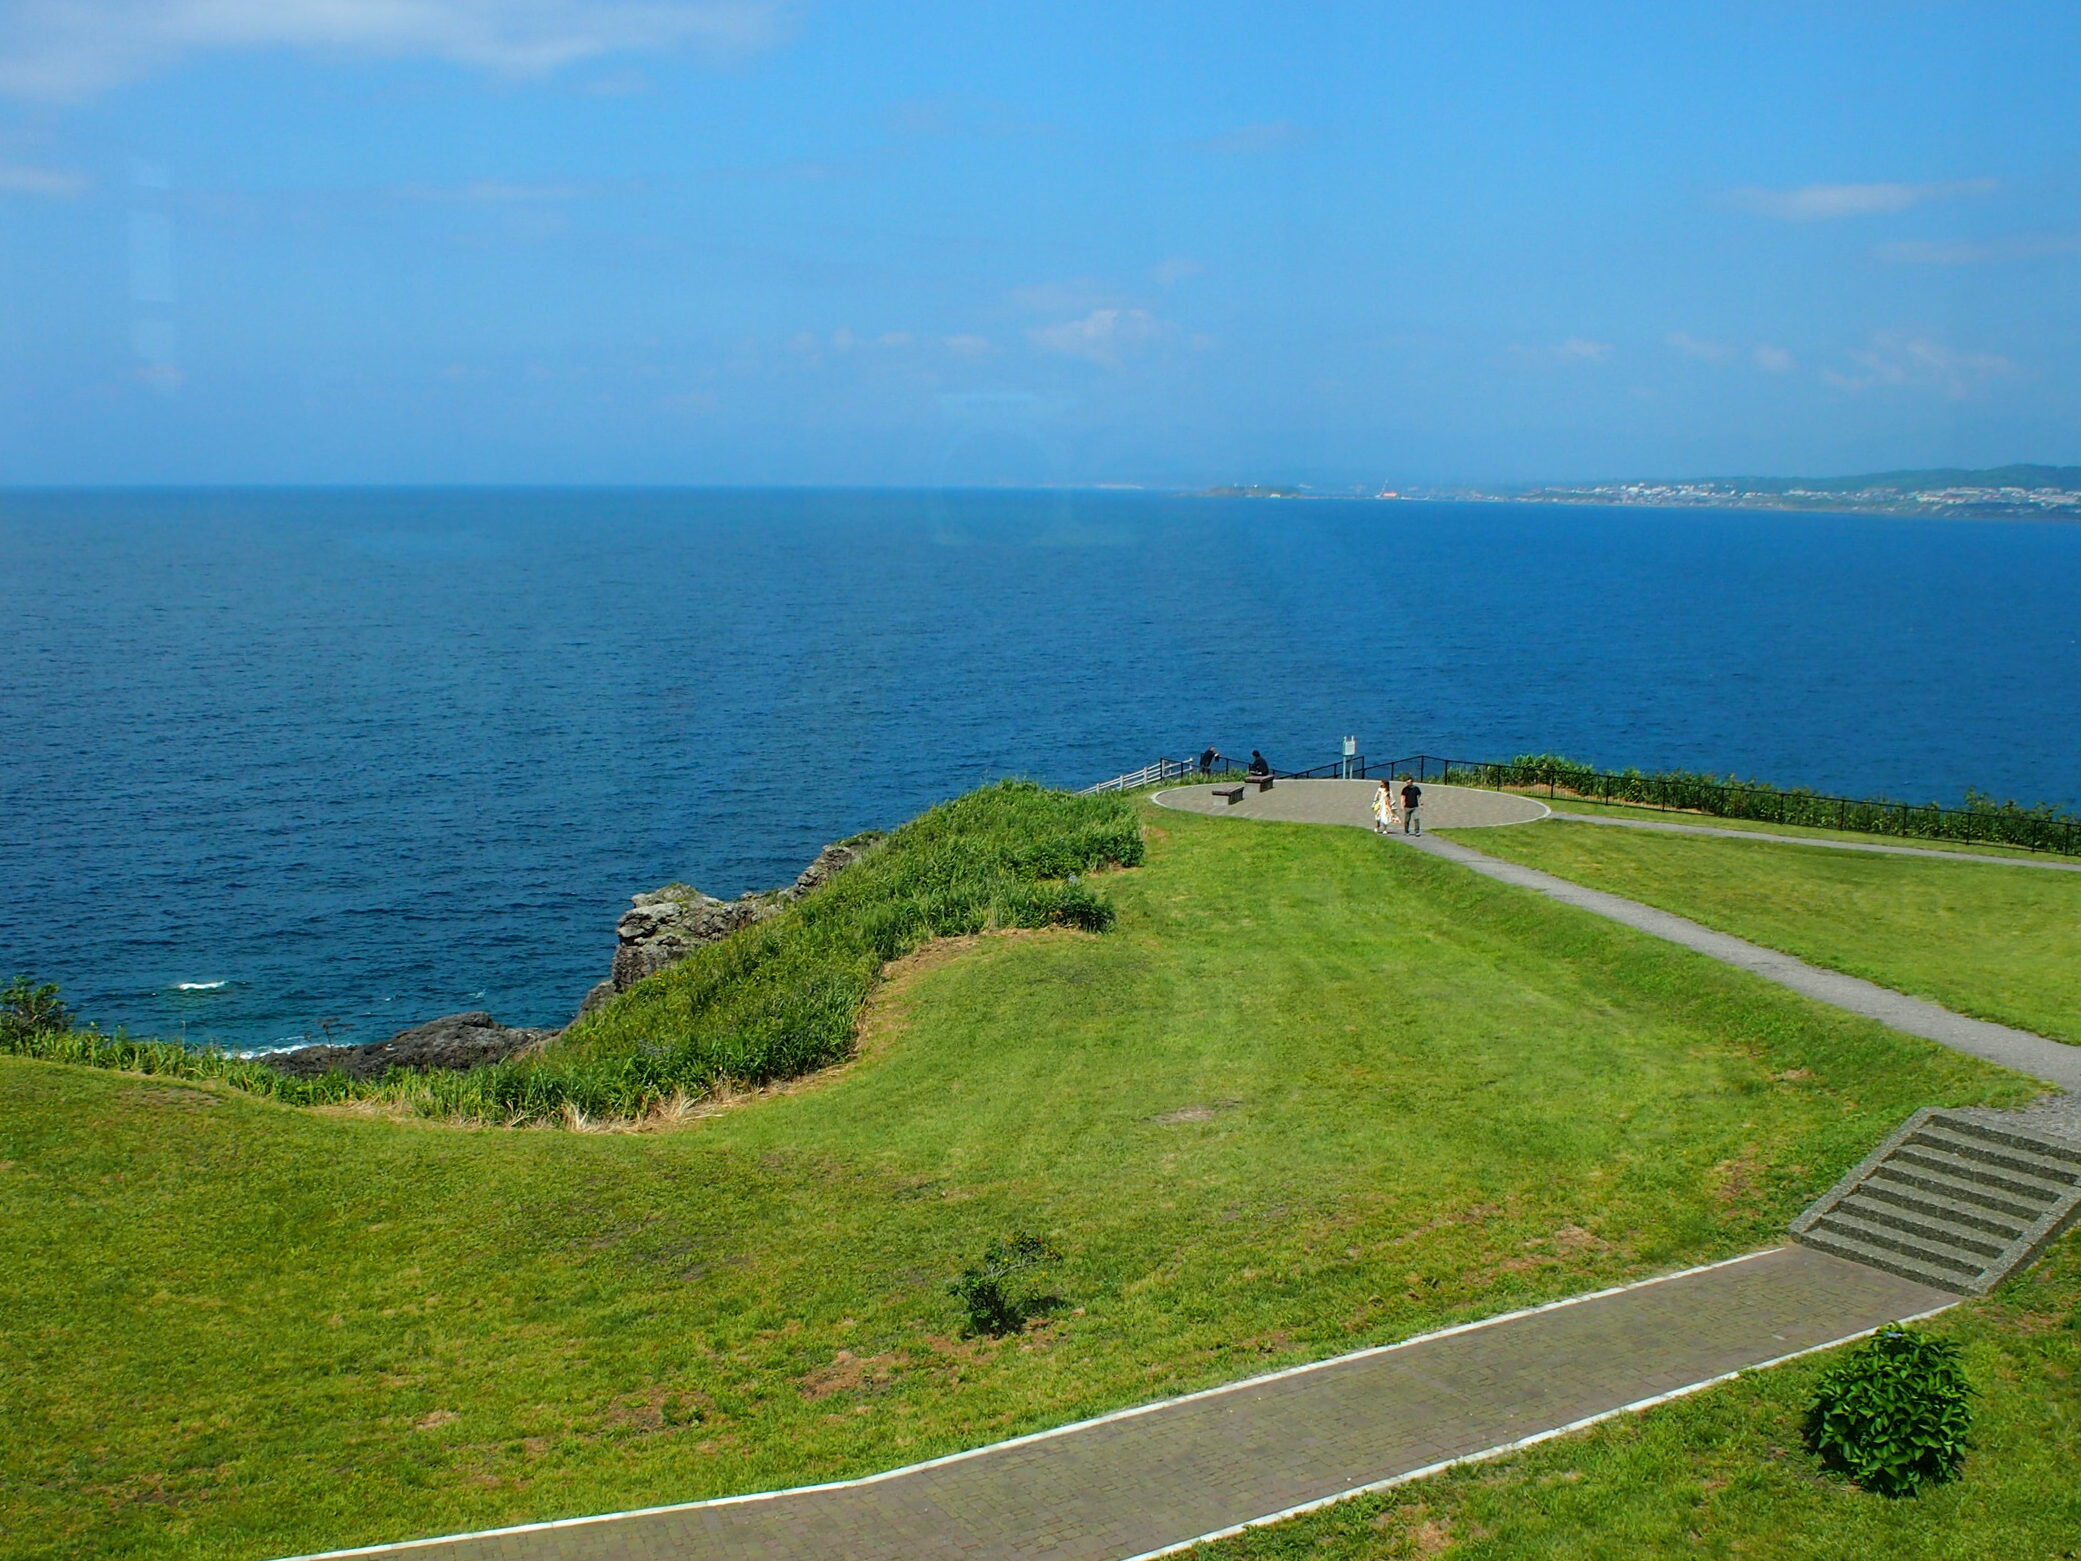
233,1035,317,1058
174,980,229,991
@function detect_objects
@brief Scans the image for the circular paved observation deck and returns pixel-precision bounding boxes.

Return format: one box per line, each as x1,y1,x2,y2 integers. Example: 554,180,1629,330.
1153,778,1549,829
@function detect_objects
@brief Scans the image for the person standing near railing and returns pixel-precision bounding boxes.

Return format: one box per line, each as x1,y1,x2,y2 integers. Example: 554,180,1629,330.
1200,745,1219,775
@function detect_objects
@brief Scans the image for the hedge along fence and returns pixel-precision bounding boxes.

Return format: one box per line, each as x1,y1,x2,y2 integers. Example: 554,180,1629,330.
0,781,1144,1126
1444,752,2081,857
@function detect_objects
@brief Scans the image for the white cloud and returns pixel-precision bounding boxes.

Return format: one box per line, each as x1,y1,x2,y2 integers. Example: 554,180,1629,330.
1875,234,2081,264
943,333,996,360
1668,333,1796,373
0,0,789,100
0,160,85,195
1027,307,1164,367
1729,179,1995,221
1823,331,2014,398
1149,256,1202,287
1665,331,1731,362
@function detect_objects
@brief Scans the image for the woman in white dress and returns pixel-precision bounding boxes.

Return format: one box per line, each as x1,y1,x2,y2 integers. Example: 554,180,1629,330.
1372,778,1398,834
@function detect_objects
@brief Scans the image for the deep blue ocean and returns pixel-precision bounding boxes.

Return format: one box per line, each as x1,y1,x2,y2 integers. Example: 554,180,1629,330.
4,487,2078,1053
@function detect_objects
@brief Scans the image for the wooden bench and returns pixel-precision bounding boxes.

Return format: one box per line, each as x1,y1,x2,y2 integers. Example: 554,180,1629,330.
1213,784,1246,805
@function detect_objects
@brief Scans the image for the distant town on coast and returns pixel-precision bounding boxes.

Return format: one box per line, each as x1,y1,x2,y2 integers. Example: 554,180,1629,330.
1199,464,2081,519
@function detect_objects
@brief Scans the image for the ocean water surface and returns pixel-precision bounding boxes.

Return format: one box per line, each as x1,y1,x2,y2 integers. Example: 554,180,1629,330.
3,487,2078,1052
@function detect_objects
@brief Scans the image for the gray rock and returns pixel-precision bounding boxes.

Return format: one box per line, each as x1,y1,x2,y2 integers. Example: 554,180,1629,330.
791,833,881,896
608,884,787,991
263,1011,555,1081
591,833,885,1012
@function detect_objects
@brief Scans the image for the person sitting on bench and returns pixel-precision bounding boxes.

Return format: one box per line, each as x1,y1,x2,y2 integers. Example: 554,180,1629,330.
1246,751,1274,790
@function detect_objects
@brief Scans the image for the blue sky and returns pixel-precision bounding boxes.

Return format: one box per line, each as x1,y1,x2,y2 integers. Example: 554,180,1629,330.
0,0,2075,485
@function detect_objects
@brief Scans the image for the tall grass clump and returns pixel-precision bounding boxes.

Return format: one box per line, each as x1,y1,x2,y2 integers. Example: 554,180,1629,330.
1443,753,2081,856
0,781,1143,1126
552,780,1139,1094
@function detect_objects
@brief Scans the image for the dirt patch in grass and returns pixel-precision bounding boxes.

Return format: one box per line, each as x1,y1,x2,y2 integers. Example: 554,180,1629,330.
798,1349,906,1400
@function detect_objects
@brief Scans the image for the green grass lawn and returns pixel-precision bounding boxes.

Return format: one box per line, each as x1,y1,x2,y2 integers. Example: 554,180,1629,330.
1188,1238,2081,1561
1511,792,2061,861
1446,815,2081,1047
0,800,2039,1560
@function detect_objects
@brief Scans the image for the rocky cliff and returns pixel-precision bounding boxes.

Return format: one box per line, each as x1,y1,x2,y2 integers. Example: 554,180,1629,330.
260,832,883,1078
576,832,882,1018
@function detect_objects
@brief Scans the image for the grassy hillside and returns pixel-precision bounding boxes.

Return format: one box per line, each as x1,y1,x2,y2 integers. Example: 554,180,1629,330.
1448,816,2081,1045
0,794,2033,1561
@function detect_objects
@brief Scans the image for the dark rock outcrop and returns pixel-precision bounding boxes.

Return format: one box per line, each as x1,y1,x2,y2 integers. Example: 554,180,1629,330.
577,832,884,1021
263,1011,555,1081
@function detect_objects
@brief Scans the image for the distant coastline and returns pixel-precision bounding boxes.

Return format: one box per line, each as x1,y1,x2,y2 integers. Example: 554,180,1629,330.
1196,464,2081,520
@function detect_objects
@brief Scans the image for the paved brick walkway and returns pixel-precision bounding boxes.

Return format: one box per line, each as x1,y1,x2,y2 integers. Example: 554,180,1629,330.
283,1249,1947,1561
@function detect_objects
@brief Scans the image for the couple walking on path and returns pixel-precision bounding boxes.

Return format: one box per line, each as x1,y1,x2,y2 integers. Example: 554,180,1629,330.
1374,776,1422,835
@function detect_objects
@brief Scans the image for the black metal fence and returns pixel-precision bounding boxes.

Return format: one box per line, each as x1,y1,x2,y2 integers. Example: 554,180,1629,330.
1086,749,2080,857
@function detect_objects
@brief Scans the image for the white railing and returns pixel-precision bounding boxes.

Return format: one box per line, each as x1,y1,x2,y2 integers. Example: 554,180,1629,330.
1078,757,1202,795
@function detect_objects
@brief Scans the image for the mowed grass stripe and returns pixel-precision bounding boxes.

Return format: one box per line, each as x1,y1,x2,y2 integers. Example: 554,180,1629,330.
1447,815,2081,1047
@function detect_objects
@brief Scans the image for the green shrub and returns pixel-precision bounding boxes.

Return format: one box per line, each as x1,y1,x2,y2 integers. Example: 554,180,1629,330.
1806,1325,1972,1496
2,975,73,1041
949,1233,1062,1336
1482,752,2079,855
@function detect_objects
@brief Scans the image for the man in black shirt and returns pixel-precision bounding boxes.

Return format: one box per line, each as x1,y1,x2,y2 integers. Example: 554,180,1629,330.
1199,746,1219,774
1247,750,1270,776
1399,777,1423,834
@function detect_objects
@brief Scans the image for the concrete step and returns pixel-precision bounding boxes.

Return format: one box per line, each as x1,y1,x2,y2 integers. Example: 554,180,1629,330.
1809,1209,1987,1278
1832,1189,2011,1258
1852,1178,2027,1242
1796,1224,1981,1294
1907,1120,2081,1191
1792,1108,2081,1295
1890,1140,2073,1206
1867,1159,2046,1224
1937,1112,2081,1173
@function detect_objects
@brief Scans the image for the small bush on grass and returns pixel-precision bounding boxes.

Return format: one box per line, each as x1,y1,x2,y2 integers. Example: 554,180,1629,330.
949,1233,1063,1336
1806,1324,1972,1496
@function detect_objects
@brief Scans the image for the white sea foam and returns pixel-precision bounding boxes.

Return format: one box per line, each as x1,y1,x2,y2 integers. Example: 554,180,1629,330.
174,980,228,991
234,1038,313,1058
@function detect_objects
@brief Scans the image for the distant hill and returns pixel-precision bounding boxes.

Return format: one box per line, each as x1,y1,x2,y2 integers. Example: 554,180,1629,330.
1698,465,2081,494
